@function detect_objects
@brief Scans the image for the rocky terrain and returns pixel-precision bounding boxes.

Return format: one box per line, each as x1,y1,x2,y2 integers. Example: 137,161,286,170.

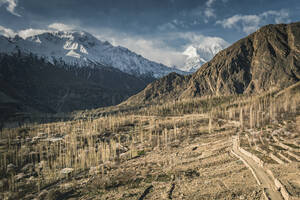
126,22,300,104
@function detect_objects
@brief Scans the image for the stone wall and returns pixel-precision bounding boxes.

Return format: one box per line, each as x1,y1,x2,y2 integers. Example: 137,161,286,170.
238,142,291,200
269,153,285,164
266,169,291,200
230,150,261,185
239,147,264,167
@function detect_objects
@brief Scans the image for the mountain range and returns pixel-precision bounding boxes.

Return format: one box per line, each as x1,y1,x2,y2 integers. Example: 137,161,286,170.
0,30,187,122
1,22,299,123
0,31,184,78
125,22,300,104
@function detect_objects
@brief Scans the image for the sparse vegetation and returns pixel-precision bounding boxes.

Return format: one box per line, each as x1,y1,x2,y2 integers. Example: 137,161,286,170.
0,82,299,199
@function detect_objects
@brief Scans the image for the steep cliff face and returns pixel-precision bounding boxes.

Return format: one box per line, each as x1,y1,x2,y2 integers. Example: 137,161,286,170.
126,22,300,104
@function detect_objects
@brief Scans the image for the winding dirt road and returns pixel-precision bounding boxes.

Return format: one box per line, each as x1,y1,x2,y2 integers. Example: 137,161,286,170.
232,136,283,200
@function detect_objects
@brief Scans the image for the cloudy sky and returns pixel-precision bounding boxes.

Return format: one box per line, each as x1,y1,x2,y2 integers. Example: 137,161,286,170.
0,0,299,67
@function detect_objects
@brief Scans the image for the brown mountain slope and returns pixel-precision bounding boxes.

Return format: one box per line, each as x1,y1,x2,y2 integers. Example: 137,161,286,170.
134,72,190,102
125,22,300,104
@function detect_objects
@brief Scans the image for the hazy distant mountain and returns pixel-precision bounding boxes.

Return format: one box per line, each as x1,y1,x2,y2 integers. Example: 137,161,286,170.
125,22,300,104
0,31,184,78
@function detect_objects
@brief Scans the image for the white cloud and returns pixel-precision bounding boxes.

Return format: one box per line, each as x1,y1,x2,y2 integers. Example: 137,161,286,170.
18,23,76,39
0,23,76,39
0,0,20,17
124,39,187,67
175,32,229,53
0,25,16,37
18,28,48,39
183,0,228,24
93,29,229,68
216,9,291,34
206,0,216,7
95,32,187,67
204,8,216,18
218,14,261,33
203,0,217,23
48,23,75,31
261,10,290,24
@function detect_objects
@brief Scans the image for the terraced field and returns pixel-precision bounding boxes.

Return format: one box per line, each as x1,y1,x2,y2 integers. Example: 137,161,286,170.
238,117,300,200
0,114,265,200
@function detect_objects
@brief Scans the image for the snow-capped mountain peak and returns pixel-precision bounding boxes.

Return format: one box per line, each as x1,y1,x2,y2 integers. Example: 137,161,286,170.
0,31,184,78
179,37,229,72
183,46,198,59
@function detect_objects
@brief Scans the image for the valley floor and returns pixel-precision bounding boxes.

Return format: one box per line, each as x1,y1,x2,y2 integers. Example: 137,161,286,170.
1,112,299,200
0,85,300,200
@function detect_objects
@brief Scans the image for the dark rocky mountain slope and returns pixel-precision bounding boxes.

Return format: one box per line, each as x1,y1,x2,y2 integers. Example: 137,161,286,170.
0,53,153,122
126,22,300,104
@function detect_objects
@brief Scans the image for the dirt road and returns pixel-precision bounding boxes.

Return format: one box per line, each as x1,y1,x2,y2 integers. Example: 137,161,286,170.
232,136,283,200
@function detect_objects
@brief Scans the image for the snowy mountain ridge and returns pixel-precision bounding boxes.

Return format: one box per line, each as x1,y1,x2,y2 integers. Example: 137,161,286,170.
0,31,184,78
